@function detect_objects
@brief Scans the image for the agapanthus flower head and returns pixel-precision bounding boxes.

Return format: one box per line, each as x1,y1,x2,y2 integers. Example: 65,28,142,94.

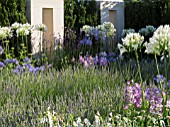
138,28,149,36
118,33,144,55
16,24,30,37
4,58,13,64
145,24,170,56
12,58,19,65
13,65,24,74
35,24,47,32
81,22,115,40
11,22,22,30
146,25,156,35
0,27,13,39
153,74,166,84
99,51,107,57
80,37,92,46
138,25,156,37
82,25,93,35
103,22,116,37
23,57,31,64
0,61,5,68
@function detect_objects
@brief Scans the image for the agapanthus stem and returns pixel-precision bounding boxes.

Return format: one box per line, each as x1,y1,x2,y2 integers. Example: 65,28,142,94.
40,31,42,52
135,51,142,83
155,54,160,75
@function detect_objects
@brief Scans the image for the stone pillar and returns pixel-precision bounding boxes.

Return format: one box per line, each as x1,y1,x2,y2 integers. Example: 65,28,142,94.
27,0,64,53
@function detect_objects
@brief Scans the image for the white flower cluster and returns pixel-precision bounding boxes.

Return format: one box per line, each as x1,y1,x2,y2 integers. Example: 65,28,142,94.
35,24,47,32
0,26,13,40
40,109,118,127
103,22,116,37
15,23,32,37
121,28,135,38
118,33,144,55
145,25,170,56
82,22,116,39
0,22,47,39
138,25,156,37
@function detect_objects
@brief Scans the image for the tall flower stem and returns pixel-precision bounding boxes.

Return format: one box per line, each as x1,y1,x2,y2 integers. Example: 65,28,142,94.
39,31,42,52
135,50,142,83
155,54,160,75
26,35,28,55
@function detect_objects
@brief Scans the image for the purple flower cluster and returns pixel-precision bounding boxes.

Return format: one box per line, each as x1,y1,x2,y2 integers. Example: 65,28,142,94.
80,37,92,46
79,52,109,67
124,79,165,115
154,75,166,84
124,81,142,109
145,87,163,115
79,52,121,68
79,55,93,68
4,58,19,65
0,57,52,74
0,61,5,70
13,57,47,74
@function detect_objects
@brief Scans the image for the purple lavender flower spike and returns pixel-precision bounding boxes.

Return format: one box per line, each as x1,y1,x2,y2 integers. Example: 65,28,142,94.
94,55,99,66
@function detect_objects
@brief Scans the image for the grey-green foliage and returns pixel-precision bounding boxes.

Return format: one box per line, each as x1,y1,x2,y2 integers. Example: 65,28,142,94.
0,0,27,26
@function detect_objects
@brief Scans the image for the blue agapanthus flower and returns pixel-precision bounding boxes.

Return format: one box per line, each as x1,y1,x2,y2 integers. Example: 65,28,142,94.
13,65,24,74
154,75,166,84
0,61,5,67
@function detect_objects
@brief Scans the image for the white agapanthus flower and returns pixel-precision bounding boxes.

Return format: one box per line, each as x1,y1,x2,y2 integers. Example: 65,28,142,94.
35,24,47,32
145,25,170,56
103,22,116,37
82,25,93,35
84,118,91,127
11,22,22,30
16,23,32,36
0,27,13,39
118,33,144,54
